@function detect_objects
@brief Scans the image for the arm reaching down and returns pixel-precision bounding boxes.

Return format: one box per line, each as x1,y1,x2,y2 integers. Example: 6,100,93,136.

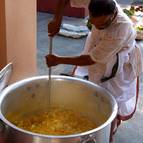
48,0,69,36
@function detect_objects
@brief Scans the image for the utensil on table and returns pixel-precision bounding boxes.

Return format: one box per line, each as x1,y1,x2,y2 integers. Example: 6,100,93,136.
0,63,12,133
0,63,13,92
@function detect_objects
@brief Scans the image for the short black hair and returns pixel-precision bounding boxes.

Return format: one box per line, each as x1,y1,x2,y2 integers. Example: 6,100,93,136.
88,0,116,17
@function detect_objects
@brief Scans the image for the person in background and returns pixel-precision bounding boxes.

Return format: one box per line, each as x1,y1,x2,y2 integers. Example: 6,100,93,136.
47,0,143,142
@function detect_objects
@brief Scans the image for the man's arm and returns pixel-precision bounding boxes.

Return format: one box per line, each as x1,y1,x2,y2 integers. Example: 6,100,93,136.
48,0,69,37
46,54,95,67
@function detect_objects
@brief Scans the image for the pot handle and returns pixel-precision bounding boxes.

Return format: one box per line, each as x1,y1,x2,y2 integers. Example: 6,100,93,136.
80,135,96,143
0,63,13,92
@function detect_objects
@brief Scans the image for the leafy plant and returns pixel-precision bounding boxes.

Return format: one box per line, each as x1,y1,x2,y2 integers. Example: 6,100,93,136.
123,8,135,18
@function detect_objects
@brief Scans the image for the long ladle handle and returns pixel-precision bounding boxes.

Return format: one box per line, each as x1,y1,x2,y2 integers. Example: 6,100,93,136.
48,37,53,107
48,37,53,79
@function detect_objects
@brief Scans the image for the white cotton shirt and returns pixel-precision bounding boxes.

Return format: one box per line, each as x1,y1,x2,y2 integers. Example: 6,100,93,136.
74,5,143,117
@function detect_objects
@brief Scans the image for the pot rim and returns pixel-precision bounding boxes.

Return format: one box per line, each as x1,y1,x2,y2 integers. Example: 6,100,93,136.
0,75,118,139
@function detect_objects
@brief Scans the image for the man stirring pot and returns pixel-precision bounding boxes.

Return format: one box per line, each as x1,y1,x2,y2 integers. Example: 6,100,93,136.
47,0,143,142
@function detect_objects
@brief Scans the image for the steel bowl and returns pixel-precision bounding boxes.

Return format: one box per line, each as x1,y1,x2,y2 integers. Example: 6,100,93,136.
0,75,117,143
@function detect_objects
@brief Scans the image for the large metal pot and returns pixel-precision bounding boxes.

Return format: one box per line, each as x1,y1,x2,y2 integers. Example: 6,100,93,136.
0,75,117,143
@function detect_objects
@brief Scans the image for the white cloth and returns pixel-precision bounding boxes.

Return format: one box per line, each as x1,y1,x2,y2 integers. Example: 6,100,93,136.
74,4,143,117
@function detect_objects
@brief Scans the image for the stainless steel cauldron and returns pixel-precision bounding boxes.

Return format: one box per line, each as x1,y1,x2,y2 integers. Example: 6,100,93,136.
0,75,117,143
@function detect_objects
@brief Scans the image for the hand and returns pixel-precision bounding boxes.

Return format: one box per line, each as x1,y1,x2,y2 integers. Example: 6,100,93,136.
45,54,59,67
48,19,61,37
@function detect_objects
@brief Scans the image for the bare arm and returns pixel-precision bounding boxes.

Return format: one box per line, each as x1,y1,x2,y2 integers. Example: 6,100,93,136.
48,0,69,36
46,54,95,67
54,0,69,19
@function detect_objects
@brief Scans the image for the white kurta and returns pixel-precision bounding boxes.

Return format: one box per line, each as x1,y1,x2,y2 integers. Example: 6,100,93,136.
71,1,143,117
